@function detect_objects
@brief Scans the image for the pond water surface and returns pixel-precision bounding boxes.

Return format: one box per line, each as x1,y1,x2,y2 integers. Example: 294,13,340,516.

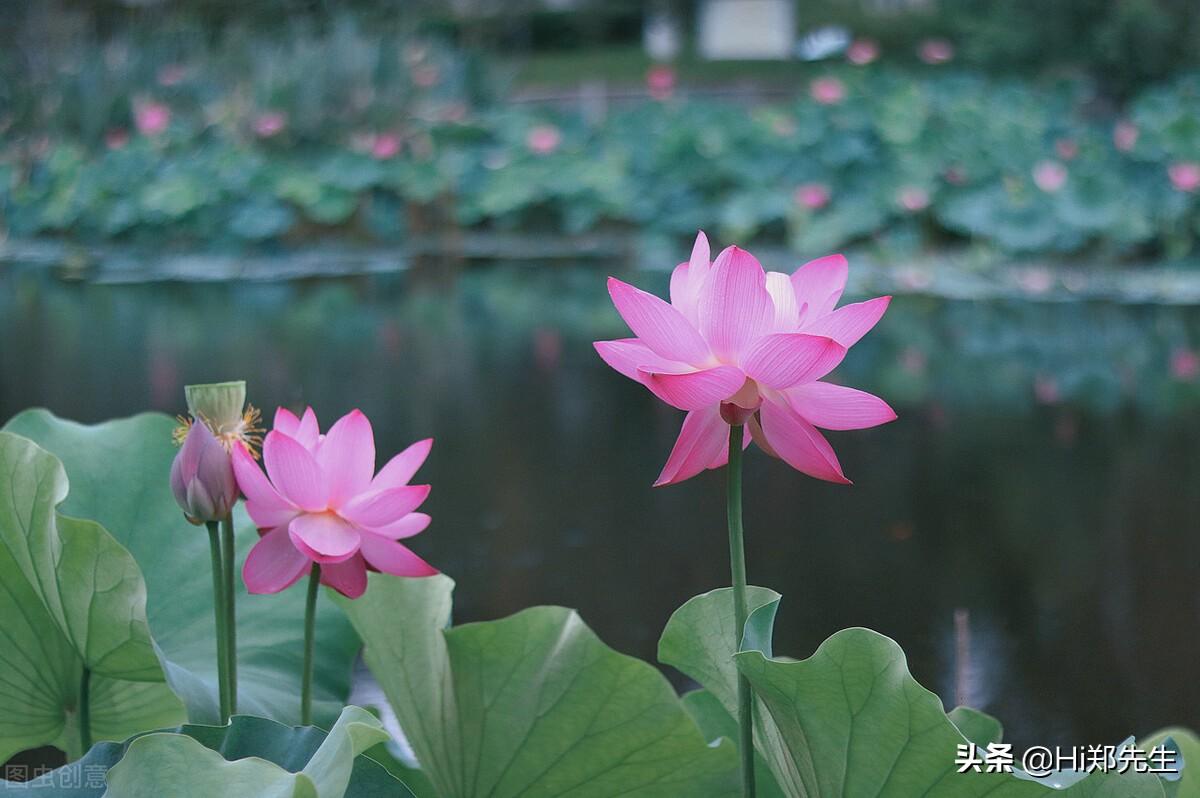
2,257,1199,752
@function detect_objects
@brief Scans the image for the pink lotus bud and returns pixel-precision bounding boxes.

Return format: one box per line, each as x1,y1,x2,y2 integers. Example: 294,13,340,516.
526,124,562,155
918,39,954,65
371,133,402,160
1033,160,1068,193
170,421,237,525
897,186,930,212
809,76,845,105
846,39,879,65
1168,162,1200,193
253,111,287,139
1113,120,1139,152
794,182,831,210
134,101,171,137
646,64,676,100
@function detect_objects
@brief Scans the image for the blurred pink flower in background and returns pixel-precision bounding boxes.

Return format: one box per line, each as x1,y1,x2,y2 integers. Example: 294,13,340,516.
918,39,954,64
896,267,933,291
371,133,401,160
1113,120,1139,152
412,65,440,88
1017,267,1054,294
1034,375,1061,405
943,165,968,185
105,127,129,150
1171,348,1200,381
897,186,931,212
810,76,845,105
1168,162,1200,192
1033,160,1068,193
1055,138,1079,160
646,64,676,100
134,100,171,136
253,111,287,138
846,39,879,65
794,183,831,210
595,233,895,485
235,407,437,599
526,124,562,155
156,63,187,87
900,346,927,376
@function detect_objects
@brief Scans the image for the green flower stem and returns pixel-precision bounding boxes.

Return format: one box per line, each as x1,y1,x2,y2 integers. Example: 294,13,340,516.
78,666,92,755
726,424,756,798
301,563,321,726
206,521,230,724
221,514,238,714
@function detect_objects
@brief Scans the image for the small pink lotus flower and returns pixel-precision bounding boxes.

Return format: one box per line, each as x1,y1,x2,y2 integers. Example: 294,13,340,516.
1113,120,1139,152
234,407,437,599
918,38,954,64
134,101,171,136
809,76,845,105
253,111,287,139
105,127,130,150
595,233,895,485
647,64,676,100
897,186,930,212
1168,162,1200,193
171,421,237,525
794,183,831,210
1171,348,1200,381
371,133,402,160
1055,138,1079,160
846,39,879,65
526,124,562,155
1033,160,1068,193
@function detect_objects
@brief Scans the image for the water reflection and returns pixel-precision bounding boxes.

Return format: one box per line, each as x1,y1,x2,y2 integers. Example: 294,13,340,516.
2,261,1199,750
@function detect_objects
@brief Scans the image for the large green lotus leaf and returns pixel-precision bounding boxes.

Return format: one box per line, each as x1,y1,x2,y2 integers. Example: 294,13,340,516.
0,432,185,762
336,574,740,798
2,410,361,728
1140,728,1196,798
0,707,408,797
662,588,1172,797
680,689,785,798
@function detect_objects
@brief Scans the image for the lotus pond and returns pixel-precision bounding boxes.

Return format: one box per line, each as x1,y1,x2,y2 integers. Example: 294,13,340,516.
3,250,1200,792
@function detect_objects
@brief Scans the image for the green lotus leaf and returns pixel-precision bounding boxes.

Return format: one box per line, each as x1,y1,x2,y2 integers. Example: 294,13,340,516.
0,707,408,797
0,431,185,762
1140,728,1197,798
336,573,740,797
662,588,1174,797
1,411,361,732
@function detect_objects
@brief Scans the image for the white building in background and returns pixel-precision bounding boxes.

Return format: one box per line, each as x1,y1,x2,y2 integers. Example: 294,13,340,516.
696,0,796,60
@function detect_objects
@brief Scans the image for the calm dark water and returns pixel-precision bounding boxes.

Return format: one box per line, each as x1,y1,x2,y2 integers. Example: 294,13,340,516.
2,259,1199,752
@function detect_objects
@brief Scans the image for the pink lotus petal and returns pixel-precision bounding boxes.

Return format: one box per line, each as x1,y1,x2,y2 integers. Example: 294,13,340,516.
288,513,361,564
785,381,897,430
790,254,848,325
372,438,433,491
320,554,368,599
263,430,329,511
639,365,746,411
758,398,850,483
742,333,846,389
593,339,691,384
274,407,320,451
359,534,438,577
698,246,773,362
801,296,891,348
340,485,431,528
669,231,711,326
232,443,298,529
316,409,375,508
654,405,728,486
274,407,301,437
607,277,711,364
243,527,312,594
765,271,800,330
364,512,432,540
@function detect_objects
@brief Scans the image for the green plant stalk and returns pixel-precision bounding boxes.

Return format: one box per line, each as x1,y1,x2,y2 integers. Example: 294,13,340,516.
726,424,756,798
78,666,92,755
301,563,321,726
221,514,238,714
207,521,230,723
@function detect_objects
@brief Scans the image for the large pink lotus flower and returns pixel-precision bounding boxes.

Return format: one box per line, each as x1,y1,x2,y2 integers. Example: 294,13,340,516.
233,407,437,599
595,233,895,485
